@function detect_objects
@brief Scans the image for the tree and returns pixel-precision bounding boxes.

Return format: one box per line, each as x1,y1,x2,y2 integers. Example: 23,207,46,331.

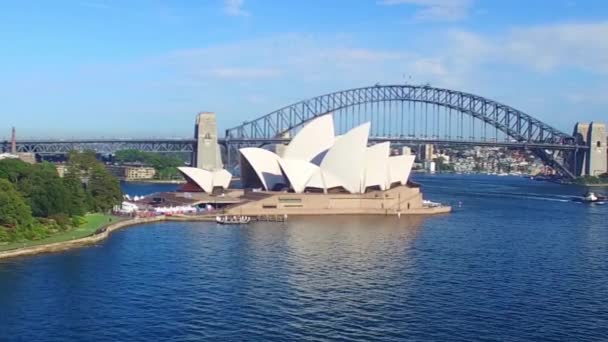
0,159,33,183
66,150,122,213
0,179,32,228
87,165,122,212
18,163,70,218
67,150,98,171
433,157,454,172
63,166,88,216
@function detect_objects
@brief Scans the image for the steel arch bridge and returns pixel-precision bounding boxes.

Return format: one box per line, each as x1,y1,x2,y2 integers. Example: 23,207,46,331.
6,139,196,155
224,85,584,178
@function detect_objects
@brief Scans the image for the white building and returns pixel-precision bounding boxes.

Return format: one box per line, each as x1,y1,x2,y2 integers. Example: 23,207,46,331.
177,166,232,193
239,114,415,194
0,153,19,160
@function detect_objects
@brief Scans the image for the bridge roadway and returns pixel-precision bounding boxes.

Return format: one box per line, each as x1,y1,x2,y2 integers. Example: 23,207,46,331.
1,137,588,155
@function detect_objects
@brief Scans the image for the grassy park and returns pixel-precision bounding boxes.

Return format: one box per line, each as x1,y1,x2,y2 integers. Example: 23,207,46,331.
0,213,121,252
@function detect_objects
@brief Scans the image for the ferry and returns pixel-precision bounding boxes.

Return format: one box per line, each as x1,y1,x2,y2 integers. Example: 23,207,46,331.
216,215,251,224
573,192,607,204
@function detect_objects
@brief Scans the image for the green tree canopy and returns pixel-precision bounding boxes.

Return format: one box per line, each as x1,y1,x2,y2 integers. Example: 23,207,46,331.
63,167,88,216
68,150,99,171
433,157,454,172
18,163,70,217
0,159,33,183
87,165,122,212
0,179,33,228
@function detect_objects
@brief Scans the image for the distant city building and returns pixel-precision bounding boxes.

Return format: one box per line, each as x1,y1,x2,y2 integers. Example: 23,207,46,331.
0,153,18,161
16,153,36,164
421,144,435,162
56,164,68,177
125,166,156,180
428,161,437,173
0,152,35,164
106,165,157,180
435,153,450,163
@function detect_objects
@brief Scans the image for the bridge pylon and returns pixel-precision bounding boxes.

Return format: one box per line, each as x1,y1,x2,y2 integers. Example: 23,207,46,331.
570,122,607,177
193,112,223,170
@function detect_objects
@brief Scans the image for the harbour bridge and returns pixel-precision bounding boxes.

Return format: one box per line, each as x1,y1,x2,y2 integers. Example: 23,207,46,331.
2,85,594,179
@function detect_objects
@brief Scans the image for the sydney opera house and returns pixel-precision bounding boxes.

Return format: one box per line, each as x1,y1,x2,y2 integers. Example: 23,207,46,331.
174,114,448,216
177,166,232,194
239,115,415,194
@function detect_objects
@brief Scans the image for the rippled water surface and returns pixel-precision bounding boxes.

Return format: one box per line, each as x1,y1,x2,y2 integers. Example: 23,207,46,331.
1,175,607,341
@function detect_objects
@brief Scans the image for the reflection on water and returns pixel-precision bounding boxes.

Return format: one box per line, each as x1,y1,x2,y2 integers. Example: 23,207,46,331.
0,176,607,341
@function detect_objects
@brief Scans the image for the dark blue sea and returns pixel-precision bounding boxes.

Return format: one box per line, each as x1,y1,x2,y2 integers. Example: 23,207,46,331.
1,175,607,341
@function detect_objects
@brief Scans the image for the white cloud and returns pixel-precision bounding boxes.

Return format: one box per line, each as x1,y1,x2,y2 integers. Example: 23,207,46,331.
209,67,281,79
223,0,249,16
564,88,608,105
448,22,608,74
159,34,447,87
379,0,473,22
407,58,447,77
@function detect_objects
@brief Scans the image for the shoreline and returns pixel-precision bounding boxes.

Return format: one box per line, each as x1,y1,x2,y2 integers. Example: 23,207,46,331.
569,183,608,187
122,179,186,184
0,216,168,261
0,209,449,261
559,181,608,187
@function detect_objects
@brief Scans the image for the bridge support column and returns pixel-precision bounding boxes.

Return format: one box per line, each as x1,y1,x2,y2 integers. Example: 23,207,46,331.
193,112,223,170
587,122,607,176
272,132,290,158
572,122,607,177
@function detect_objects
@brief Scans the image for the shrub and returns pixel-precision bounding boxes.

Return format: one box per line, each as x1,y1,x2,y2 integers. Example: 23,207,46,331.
21,224,51,241
49,213,71,230
71,216,86,227
0,228,10,242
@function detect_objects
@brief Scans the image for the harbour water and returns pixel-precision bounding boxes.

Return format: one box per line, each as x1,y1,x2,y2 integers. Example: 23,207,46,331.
1,175,607,341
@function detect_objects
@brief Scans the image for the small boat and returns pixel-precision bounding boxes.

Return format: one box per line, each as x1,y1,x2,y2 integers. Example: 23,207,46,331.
573,192,607,204
422,200,443,208
215,215,251,224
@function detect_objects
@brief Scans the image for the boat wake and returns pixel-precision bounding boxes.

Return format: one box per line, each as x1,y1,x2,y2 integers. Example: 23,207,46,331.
444,190,572,203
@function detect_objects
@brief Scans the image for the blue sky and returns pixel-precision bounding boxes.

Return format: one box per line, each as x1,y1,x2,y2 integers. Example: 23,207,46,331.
1,0,608,138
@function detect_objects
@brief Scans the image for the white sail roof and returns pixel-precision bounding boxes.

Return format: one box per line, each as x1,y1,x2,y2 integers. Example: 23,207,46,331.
178,167,232,192
388,155,415,186
283,114,335,162
317,122,370,193
212,169,232,189
363,142,390,191
238,114,416,194
278,159,319,194
239,147,285,191
305,168,324,190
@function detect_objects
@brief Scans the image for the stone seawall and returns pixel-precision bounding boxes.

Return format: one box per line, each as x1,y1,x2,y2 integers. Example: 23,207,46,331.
226,205,452,216
0,216,166,261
